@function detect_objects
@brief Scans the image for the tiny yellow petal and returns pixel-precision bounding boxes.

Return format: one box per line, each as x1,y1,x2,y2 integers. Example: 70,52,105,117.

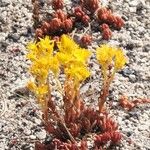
56,52,72,65
26,52,37,61
27,81,37,92
114,49,126,70
73,48,91,64
36,84,48,95
38,36,54,54
49,56,60,76
27,42,38,52
96,44,115,68
58,34,79,53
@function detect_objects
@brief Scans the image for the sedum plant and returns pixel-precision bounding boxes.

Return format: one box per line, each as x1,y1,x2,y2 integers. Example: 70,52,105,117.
26,34,125,149
27,36,59,122
96,45,126,112
56,35,91,123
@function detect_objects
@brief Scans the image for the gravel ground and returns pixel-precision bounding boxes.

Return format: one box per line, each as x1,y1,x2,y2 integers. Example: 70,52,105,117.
0,0,150,150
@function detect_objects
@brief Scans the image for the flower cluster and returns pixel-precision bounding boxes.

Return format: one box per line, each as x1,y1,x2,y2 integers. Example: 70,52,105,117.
96,44,126,72
27,36,59,110
57,34,91,85
97,8,124,29
56,35,91,122
96,44,126,112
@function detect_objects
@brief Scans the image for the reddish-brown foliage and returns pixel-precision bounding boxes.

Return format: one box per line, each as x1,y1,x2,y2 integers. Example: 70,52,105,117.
94,131,122,148
100,23,112,40
52,0,64,10
35,107,121,150
80,0,99,13
35,28,44,37
81,34,92,47
53,9,67,22
63,18,73,32
33,1,124,40
35,10,73,38
74,6,85,19
97,8,124,29
35,139,88,150
119,95,150,111
74,6,90,25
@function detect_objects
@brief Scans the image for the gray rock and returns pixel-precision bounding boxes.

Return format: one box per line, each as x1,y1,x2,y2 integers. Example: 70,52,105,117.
34,118,42,125
30,135,36,140
129,7,137,13
129,74,137,83
36,130,47,140
0,0,11,7
24,128,31,136
120,67,136,78
129,0,139,7
21,144,32,150
7,33,20,42
143,44,150,52
136,3,144,15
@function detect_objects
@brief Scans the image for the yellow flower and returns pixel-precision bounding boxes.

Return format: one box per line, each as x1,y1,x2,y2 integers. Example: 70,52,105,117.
57,35,91,68
73,48,91,64
36,57,50,68
114,49,126,70
56,35,91,86
38,36,54,54
65,64,90,83
27,81,37,92
96,45,115,69
57,34,79,53
30,64,49,82
36,84,48,96
49,56,60,76
96,44,126,72
56,52,72,65
26,52,37,61
27,41,38,52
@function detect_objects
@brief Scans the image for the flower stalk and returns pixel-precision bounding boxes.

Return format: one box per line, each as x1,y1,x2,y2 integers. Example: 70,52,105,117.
96,45,126,112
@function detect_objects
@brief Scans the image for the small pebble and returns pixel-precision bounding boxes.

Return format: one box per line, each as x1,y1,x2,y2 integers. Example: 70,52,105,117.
36,130,47,140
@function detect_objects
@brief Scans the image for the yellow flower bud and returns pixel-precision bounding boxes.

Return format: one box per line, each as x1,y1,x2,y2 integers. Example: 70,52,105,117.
27,42,38,52
36,84,48,96
49,56,60,76
114,49,126,70
38,36,54,54
56,52,72,65
96,45,115,69
26,52,37,61
27,81,37,92
65,64,90,83
73,48,91,64
58,34,79,53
